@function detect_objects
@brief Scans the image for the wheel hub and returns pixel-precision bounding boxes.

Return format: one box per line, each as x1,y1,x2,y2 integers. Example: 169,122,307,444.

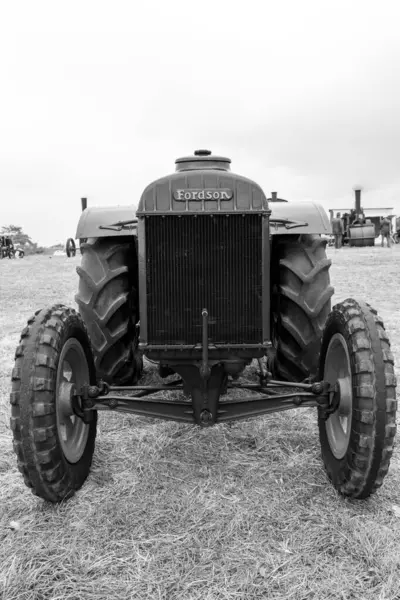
58,381,77,418
324,333,353,459
56,338,90,464
328,376,352,415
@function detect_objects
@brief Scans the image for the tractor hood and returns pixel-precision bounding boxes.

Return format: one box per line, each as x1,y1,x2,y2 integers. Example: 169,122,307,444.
136,149,269,216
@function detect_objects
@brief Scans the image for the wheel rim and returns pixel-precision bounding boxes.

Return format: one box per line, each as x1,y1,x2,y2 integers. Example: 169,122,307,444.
56,338,90,463
324,333,353,459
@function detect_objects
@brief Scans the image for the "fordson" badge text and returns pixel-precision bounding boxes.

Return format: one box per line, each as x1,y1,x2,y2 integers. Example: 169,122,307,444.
173,188,233,201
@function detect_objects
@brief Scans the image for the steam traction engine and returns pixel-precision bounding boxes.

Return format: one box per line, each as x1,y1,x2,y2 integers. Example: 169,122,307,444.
10,150,397,503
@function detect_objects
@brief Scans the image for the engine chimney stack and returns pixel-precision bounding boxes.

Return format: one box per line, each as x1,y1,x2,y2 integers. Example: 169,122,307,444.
271,192,277,202
81,197,87,212
354,188,361,214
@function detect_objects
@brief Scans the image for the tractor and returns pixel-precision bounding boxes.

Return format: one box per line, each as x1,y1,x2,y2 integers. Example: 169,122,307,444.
1,235,24,259
10,150,397,503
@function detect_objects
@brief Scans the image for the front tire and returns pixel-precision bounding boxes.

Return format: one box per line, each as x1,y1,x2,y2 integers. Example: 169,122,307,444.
10,305,97,502
318,299,397,498
271,234,334,381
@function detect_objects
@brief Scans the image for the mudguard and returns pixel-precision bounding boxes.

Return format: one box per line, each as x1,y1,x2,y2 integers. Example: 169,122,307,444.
75,206,137,239
269,201,332,235
75,201,331,239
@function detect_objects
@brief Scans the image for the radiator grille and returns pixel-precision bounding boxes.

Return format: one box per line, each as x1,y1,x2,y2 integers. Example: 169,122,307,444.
145,215,263,345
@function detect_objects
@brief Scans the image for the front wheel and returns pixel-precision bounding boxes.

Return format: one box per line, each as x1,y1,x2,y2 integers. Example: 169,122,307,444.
10,305,97,502
318,298,397,499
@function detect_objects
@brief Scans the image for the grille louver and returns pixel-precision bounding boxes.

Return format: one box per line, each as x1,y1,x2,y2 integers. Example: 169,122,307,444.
145,215,263,346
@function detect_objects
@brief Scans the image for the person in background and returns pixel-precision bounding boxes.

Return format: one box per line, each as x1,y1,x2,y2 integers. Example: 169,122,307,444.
331,212,344,248
380,216,392,247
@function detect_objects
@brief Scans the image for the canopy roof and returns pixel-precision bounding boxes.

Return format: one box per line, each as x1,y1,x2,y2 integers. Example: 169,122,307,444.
330,207,394,217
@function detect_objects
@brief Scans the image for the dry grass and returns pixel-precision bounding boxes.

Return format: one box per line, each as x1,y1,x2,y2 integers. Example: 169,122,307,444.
0,246,399,600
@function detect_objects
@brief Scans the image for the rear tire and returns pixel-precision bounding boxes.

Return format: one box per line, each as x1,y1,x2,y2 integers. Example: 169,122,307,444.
10,305,97,502
318,299,397,498
75,238,143,385
271,234,334,381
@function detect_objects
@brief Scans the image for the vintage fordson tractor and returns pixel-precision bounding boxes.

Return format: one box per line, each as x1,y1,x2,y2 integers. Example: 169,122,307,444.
10,150,397,503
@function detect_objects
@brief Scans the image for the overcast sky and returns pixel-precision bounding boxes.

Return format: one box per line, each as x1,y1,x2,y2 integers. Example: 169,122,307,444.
1,0,399,246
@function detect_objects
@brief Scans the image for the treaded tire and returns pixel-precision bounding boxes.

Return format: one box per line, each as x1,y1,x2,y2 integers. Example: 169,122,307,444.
271,234,334,382
75,237,142,385
10,305,97,502
318,299,397,498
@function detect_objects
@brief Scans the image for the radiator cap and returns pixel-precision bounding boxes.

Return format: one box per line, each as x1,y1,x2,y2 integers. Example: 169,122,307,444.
175,149,231,172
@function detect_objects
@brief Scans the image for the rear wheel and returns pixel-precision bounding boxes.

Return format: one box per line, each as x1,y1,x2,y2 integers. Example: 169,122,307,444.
75,237,143,385
318,299,397,498
10,305,97,502
271,234,334,381
66,238,76,257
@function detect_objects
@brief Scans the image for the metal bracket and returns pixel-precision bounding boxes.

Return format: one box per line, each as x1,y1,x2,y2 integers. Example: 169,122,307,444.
71,395,95,423
99,219,138,232
256,358,271,387
269,218,309,230
199,309,211,380
315,381,337,420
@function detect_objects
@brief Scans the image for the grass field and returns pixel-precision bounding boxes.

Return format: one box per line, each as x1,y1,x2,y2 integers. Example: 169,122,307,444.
1,245,399,600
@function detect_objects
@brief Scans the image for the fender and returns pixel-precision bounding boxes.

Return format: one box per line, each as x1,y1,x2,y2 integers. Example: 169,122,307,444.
75,200,332,239
269,201,332,235
75,206,137,239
